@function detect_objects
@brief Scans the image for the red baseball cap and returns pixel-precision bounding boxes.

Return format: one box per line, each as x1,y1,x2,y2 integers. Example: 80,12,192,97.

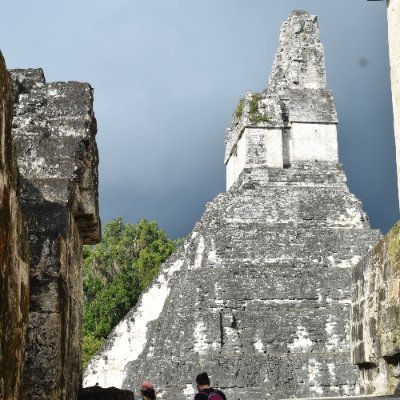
140,381,155,392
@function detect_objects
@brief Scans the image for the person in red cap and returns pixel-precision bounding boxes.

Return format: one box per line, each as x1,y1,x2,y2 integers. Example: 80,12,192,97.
139,381,156,400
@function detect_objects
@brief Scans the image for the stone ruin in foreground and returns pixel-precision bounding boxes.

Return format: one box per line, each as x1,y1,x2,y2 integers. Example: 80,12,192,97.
0,57,101,399
84,11,393,399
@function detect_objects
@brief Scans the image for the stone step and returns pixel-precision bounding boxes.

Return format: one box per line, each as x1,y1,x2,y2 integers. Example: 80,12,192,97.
149,306,352,355
124,352,360,399
200,192,375,229
173,265,353,302
234,164,348,187
206,227,379,261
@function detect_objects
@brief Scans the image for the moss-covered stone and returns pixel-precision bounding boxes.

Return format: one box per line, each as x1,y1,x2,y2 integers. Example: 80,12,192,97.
386,221,400,268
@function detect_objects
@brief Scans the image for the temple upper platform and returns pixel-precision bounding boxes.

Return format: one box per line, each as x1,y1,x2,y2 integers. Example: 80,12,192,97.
225,11,339,189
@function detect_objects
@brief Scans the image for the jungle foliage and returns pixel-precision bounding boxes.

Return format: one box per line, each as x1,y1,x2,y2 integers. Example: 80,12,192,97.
82,217,177,367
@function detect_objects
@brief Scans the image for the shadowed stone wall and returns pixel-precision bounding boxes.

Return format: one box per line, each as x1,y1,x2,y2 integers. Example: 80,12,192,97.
0,52,30,400
10,69,100,400
351,222,400,396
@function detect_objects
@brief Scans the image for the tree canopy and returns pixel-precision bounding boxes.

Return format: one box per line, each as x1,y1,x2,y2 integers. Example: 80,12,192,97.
82,217,177,367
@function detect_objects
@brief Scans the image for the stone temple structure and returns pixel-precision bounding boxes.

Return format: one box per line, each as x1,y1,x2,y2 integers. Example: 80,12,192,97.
0,60,101,400
84,11,381,399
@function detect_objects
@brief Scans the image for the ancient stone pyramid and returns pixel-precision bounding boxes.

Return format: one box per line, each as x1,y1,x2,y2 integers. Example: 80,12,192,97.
84,11,380,399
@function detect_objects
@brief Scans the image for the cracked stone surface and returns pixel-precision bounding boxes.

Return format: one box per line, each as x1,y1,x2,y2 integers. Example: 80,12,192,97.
10,68,100,400
84,10,380,400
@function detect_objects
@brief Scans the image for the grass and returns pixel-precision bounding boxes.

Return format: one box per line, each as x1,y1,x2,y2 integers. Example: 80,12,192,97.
234,97,245,119
249,93,269,124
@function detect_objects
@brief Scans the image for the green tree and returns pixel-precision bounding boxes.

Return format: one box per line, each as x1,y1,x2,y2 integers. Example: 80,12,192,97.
82,335,104,369
82,218,176,364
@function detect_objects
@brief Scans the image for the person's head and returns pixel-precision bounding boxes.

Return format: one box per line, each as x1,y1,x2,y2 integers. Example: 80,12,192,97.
139,381,156,400
196,372,210,390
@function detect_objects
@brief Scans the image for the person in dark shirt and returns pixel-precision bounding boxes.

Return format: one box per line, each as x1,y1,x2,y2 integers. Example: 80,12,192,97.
194,372,226,400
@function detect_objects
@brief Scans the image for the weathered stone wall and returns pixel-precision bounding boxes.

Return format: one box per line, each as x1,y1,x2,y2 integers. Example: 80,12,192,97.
290,123,338,163
351,222,400,395
226,127,283,189
386,0,400,206
0,52,30,400
10,69,100,400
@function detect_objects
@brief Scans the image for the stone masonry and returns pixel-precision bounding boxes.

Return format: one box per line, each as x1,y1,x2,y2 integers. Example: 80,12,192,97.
0,52,30,400
351,222,400,395
10,68,100,400
84,11,380,399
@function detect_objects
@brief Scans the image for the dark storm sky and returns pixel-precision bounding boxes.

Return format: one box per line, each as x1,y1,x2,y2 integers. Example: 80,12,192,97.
1,0,397,238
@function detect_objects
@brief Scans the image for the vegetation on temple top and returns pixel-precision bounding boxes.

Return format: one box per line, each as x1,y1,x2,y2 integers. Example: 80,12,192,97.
249,92,269,124
233,93,269,124
234,97,245,119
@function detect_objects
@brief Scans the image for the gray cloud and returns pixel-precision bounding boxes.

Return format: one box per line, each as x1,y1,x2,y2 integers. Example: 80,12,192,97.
1,0,397,238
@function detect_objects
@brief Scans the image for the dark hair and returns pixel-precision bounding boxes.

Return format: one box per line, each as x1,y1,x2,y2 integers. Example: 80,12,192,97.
141,389,156,400
196,372,210,386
